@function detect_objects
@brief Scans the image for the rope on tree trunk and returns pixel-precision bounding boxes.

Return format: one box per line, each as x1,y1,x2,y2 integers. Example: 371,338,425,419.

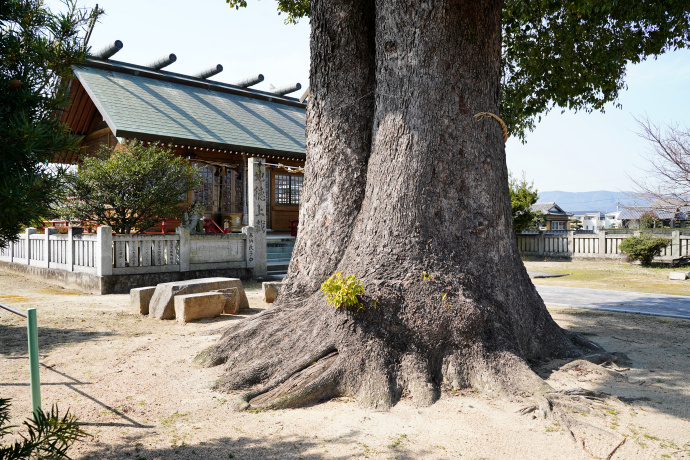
474,112,508,142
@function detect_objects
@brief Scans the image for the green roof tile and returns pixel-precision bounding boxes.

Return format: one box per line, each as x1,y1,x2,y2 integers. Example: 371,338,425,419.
74,66,305,157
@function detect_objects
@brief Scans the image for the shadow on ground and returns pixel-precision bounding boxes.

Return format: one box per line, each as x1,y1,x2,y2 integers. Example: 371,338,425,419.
0,324,114,355
547,307,690,421
77,431,426,460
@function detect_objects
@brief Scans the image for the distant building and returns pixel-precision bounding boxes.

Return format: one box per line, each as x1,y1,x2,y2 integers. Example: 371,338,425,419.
619,199,689,228
570,211,605,232
604,211,622,229
530,202,573,231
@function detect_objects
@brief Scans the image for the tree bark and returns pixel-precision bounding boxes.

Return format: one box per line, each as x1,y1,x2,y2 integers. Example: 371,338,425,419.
201,0,591,410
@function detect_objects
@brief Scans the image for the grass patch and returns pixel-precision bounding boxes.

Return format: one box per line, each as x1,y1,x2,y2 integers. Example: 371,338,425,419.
390,433,407,448
524,259,690,296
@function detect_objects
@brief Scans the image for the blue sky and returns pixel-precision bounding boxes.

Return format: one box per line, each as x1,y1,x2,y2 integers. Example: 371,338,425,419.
53,0,689,193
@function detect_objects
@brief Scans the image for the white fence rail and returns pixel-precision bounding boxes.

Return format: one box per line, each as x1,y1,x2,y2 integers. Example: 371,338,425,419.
517,231,690,262
0,225,257,277
0,228,100,274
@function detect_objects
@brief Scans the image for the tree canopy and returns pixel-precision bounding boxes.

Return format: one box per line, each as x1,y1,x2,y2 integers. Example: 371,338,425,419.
227,0,690,140
0,0,100,247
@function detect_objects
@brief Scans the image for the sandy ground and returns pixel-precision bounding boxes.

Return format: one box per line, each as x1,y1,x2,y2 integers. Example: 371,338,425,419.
1,269,690,460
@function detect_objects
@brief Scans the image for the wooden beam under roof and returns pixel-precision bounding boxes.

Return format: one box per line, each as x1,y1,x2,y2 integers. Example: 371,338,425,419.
61,79,98,135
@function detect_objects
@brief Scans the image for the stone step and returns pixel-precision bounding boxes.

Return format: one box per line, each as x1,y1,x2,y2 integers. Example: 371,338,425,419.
267,259,291,265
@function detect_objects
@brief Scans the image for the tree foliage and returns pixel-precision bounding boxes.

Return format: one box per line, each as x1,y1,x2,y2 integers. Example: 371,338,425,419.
620,234,670,265
320,272,366,310
509,173,539,234
62,141,200,234
502,0,689,139
229,0,690,140
0,0,100,248
225,0,308,24
0,398,88,459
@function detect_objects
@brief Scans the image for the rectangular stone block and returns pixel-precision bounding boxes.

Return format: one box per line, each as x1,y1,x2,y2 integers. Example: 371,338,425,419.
130,286,156,315
174,292,225,324
148,277,249,320
263,281,285,304
214,287,239,314
669,271,689,280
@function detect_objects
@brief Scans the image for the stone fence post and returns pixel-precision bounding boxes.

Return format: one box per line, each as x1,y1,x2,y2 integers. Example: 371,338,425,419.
96,226,113,276
248,157,267,277
44,227,56,268
672,230,681,259
25,228,37,265
176,226,190,272
598,231,606,257
66,227,82,272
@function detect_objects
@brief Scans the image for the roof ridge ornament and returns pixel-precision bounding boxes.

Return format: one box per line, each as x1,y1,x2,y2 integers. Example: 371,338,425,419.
148,54,177,70
194,64,223,79
272,83,302,96
92,40,123,60
234,74,264,88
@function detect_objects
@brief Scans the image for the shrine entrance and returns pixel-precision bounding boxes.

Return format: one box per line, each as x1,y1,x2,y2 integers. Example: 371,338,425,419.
193,162,244,231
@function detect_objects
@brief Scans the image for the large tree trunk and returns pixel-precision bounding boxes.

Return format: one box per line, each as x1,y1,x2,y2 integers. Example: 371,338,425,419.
202,0,593,410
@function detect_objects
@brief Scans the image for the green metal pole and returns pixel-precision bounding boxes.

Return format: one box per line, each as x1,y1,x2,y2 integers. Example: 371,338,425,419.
26,308,41,418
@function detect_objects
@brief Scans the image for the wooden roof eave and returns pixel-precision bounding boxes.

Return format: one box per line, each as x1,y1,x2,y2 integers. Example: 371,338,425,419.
115,130,306,162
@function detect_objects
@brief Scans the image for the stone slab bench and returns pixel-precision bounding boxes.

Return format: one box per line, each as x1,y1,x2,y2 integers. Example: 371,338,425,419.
174,292,225,324
148,277,249,320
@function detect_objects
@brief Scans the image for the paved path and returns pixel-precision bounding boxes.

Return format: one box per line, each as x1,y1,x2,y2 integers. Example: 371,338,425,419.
535,285,690,319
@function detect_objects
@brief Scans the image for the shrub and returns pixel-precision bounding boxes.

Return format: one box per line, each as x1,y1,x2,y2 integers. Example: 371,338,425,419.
0,398,88,459
61,141,200,234
639,212,658,229
619,234,670,265
320,272,365,310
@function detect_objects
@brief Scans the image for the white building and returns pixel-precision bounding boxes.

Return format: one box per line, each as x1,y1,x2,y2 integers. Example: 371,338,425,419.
570,211,606,232
605,211,622,229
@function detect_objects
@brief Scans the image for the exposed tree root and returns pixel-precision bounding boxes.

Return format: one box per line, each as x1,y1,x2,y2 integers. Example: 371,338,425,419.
605,437,626,460
198,261,631,457
515,360,632,459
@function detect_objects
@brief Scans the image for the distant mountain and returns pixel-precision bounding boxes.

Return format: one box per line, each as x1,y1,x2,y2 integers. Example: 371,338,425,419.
536,191,649,213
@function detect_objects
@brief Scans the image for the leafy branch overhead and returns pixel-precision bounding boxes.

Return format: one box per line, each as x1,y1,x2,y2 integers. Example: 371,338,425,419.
229,0,690,140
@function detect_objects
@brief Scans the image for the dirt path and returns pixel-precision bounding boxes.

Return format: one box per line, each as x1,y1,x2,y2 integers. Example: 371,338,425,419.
1,270,689,459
